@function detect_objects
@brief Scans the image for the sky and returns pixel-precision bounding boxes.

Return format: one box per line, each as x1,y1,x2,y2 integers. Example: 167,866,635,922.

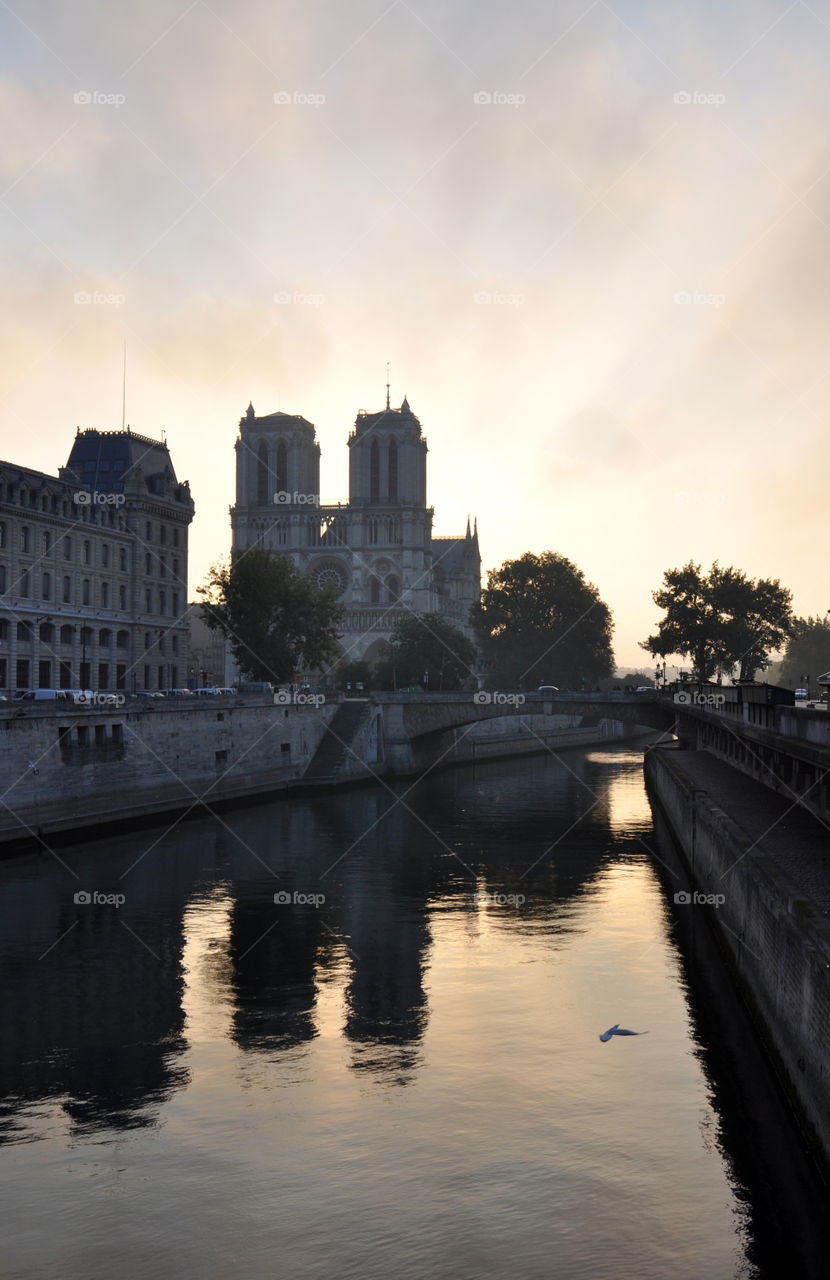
1,0,829,668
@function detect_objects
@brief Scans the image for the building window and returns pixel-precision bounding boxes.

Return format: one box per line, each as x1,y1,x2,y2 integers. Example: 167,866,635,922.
173,527,179,547
370,576,380,604
276,441,287,493
41,572,51,599
388,439,398,500
21,526,30,552
39,622,53,644
159,590,166,614
42,530,51,554
370,440,379,502
0,521,5,548
146,521,152,539
98,663,109,689
0,565,5,593
160,558,166,579
119,547,127,571
20,569,30,598
0,619,7,641
63,575,71,603
173,558,180,579
172,635,178,654
172,592,179,615
387,575,400,603
82,579,90,605
99,628,111,648
60,625,73,645
145,552,152,574
102,544,109,567
145,588,152,611
64,536,72,559
257,441,269,505
145,632,151,650
83,540,91,565
101,582,109,607
116,630,128,649
17,621,33,642
160,524,166,545
16,659,29,689
119,584,126,609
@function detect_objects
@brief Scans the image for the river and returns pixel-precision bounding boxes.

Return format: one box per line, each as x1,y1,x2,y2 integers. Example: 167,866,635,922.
2,743,828,1278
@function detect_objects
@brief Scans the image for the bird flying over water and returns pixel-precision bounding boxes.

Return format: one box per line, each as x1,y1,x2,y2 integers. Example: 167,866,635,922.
599,1024,647,1042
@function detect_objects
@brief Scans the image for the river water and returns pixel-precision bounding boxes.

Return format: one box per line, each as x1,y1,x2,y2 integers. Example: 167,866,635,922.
2,744,828,1279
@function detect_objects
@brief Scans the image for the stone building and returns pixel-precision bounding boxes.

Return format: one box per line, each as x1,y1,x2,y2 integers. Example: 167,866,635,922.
0,428,194,695
230,392,480,665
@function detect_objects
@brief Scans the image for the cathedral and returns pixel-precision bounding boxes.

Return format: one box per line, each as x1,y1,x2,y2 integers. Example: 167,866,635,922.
230,391,480,665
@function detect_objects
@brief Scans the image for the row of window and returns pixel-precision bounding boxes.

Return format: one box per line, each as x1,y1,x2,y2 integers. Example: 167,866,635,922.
248,517,405,547
1,564,180,615
0,518,183,553
0,488,123,526
1,621,180,654
0,658,180,692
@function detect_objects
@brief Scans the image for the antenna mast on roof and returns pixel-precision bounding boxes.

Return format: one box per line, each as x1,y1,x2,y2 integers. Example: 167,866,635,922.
121,340,126,432
386,362,390,410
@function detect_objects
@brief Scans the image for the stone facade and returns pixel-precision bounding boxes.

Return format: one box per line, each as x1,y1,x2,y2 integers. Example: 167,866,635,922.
230,395,480,664
0,428,194,695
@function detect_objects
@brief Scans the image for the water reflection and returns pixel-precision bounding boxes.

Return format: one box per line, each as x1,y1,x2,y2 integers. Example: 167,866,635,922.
1,745,827,1278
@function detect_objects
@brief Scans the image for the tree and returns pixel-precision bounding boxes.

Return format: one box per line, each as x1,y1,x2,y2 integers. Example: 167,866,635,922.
374,613,477,691
641,560,793,681
471,551,614,689
778,615,830,688
198,549,344,683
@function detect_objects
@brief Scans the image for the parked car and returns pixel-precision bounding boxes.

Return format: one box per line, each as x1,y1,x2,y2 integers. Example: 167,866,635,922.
794,688,808,700
13,689,72,701
192,687,219,696
537,684,559,694
160,688,193,698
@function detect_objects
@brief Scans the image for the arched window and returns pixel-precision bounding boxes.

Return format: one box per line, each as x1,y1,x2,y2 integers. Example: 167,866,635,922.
256,441,269,505
370,576,380,604
370,439,380,502
388,439,398,500
39,622,53,643
99,629,111,648
60,625,73,646
387,575,400,604
276,441,287,494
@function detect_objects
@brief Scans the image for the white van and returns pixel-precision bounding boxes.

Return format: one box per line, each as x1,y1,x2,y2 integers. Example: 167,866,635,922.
13,689,71,701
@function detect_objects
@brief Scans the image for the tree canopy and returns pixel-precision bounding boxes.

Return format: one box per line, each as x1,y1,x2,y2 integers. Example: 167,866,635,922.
641,560,793,681
777,615,830,688
374,612,477,690
198,548,344,683
471,551,614,689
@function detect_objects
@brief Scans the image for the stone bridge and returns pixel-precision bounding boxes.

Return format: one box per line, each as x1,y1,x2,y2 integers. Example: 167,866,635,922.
369,690,673,773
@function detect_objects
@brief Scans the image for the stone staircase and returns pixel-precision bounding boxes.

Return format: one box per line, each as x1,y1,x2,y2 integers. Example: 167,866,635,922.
302,699,371,784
